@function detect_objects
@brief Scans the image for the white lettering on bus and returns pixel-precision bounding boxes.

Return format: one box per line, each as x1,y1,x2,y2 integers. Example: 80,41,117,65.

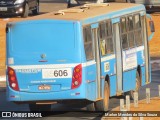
16,69,41,73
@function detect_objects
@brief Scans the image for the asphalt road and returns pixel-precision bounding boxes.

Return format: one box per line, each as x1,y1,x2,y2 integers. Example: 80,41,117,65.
39,0,67,14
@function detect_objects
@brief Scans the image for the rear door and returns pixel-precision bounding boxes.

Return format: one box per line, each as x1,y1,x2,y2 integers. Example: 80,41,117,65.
84,23,102,100
112,18,123,95
91,23,102,99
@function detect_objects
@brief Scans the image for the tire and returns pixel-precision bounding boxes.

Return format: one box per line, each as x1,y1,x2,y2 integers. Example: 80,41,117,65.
86,102,96,111
29,104,52,112
94,81,109,111
125,71,141,100
32,2,39,15
21,3,29,18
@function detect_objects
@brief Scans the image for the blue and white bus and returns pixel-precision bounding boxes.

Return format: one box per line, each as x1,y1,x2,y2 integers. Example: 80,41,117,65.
6,3,154,111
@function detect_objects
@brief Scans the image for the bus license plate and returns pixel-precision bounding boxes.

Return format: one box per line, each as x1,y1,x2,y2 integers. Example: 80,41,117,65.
0,7,7,11
38,85,51,90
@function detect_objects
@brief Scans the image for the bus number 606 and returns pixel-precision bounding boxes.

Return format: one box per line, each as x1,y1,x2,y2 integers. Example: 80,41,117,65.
54,70,68,77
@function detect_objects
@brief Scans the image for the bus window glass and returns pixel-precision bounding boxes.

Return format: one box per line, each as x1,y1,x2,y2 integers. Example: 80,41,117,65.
99,22,106,40
99,22,107,56
128,16,135,48
134,14,143,46
106,38,114,54
128,16,134,31
121,18,129,50
106,21,114,54
134,14,141,29
83,26,94,60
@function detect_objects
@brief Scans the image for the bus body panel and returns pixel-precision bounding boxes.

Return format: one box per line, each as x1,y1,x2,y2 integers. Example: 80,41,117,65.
85,62,97,101
9,64,79,93
7,83,86,101
122,46,146,92
110,76,117,96
100,55,116,96
6,3,151,104
6,20,88,101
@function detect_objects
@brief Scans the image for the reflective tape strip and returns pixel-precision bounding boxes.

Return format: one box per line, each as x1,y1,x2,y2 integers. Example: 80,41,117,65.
101,54,115,62
10,62,96,69
82,61,96,67
10,64,78,69
137,46,144,51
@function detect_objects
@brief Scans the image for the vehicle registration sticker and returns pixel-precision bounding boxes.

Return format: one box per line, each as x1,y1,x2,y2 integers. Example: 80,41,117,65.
0,7,7,11
38,85,51,90
42,68,72,79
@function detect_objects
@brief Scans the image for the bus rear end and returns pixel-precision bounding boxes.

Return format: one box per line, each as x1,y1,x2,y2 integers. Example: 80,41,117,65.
6,20,86,110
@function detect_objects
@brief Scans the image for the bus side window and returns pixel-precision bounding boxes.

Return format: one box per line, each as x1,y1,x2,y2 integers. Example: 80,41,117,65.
106,21,114,54
99,21,114,56
127,16,135,48
120,18,129,50
83,26,94,61
99,22,107,56
134,14,143,46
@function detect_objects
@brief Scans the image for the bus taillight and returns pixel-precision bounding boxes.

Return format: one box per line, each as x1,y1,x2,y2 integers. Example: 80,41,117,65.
71,64,82,89
8,67,19,91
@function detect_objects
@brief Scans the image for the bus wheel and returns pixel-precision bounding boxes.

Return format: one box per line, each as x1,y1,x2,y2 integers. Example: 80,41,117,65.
95,81,109,111
86,102,96,111
125,71,140,100
29,104,52,111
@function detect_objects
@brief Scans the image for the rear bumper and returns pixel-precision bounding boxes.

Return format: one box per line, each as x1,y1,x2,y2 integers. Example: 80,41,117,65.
0,4,24,15
7,85,86,102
